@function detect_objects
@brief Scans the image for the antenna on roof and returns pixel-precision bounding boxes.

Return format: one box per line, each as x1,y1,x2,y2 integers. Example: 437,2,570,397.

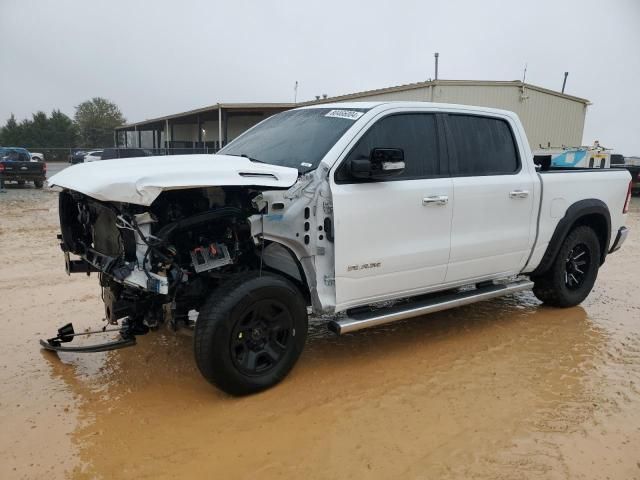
434,52,439,80
294,81,299,103
561,72,569,93
522,63,527,83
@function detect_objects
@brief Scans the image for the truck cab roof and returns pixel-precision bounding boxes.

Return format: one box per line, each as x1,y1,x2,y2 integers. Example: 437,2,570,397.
299,100,519,119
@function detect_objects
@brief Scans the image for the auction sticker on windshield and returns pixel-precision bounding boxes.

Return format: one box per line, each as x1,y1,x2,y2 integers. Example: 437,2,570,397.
325,110,364,120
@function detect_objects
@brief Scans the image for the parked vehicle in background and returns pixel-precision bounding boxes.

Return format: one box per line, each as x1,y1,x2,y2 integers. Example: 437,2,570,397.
84,150,104,162
0,147,46,188
47,102,632,396
610,154,625,167
533,143,611,169
30,152,45,162
625,156,640,195
69,150,87,164
100,148,153,160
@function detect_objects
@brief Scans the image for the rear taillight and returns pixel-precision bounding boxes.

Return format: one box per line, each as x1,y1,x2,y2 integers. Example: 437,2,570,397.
43,162,47,172
623,180,632,214
0,163,4,173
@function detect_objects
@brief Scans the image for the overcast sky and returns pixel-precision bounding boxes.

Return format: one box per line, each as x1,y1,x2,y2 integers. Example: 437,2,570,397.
1,0,639,153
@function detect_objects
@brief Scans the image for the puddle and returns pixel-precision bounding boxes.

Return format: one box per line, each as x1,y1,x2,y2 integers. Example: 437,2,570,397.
1,189,639,479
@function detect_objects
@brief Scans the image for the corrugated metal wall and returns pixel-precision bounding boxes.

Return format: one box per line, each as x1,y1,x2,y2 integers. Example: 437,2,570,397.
340,84,586,148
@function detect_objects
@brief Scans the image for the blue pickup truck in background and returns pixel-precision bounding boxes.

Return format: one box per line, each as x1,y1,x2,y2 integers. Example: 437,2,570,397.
0,147,46,188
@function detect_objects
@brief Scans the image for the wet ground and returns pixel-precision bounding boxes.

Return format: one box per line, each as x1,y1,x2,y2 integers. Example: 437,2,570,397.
1,179,639,479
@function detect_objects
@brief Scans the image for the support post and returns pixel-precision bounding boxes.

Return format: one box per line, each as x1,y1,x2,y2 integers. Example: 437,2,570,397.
218,106,222,151
223,110,228,146
165,119,170,151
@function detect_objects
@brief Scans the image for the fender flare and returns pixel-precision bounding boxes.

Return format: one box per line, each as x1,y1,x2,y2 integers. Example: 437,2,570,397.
531,199,611,276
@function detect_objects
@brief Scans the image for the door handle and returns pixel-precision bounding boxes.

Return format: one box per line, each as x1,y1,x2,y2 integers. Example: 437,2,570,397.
422,195,449,206
509,190,529,199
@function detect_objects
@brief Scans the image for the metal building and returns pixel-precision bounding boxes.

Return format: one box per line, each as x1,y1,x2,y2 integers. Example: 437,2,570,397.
302,80,590,149
115,80,590,150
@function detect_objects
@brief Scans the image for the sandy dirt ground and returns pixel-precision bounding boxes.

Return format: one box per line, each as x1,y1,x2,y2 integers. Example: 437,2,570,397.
1,179,639,479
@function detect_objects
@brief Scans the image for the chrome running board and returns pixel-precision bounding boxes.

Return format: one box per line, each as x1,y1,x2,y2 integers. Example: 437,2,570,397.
328,279,534,335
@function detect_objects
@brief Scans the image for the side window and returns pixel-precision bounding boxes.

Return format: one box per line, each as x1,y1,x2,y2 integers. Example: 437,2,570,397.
336,113,439,182
447,115,519,175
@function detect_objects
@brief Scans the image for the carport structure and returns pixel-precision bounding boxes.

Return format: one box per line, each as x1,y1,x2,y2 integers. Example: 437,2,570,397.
115,103,294,152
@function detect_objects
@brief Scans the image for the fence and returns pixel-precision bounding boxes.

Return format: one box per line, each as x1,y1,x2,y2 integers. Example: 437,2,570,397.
19,146,221,162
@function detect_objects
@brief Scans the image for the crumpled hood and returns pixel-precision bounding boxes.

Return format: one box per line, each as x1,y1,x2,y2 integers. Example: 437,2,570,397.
48,154,300,205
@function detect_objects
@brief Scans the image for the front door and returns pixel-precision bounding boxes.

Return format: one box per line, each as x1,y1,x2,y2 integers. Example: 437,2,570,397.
330,112,453,311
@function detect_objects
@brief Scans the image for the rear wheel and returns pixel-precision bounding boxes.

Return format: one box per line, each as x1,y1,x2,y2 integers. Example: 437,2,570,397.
532,225,601,307
17,180,25,186
194,272,308,395
34,180,44,189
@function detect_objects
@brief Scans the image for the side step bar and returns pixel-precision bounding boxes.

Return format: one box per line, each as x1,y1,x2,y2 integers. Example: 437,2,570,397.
328,279,534,335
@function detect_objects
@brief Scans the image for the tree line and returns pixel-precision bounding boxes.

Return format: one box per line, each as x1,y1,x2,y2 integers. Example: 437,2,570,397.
0,97,125,160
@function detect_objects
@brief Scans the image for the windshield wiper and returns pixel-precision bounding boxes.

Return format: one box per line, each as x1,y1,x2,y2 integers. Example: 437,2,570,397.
226,153,267,164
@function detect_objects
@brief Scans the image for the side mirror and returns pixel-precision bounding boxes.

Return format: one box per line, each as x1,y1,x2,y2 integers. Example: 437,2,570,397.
349,148,405,180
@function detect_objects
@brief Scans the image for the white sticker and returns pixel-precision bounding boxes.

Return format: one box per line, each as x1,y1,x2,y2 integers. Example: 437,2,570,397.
300,162,313,168
325,109,364,120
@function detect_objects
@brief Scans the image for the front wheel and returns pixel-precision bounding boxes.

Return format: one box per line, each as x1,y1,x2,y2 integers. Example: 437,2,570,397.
532,225,601,307
34,180,44,189
194,272,308,396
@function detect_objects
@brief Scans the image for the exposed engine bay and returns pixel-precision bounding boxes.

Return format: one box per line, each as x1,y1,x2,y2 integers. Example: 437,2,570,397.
59,186,263,326
54,171,336,350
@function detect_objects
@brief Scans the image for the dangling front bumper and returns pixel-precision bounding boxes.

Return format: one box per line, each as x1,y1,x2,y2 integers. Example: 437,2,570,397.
39,319,148,353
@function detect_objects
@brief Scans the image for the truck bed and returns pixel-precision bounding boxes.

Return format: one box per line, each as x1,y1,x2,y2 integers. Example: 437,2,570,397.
524,168,631,273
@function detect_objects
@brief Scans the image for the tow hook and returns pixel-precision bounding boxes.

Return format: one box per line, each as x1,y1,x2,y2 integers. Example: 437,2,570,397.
39,318,149,353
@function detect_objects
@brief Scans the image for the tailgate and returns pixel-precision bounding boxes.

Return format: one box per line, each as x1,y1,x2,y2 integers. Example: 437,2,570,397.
1,161,44,174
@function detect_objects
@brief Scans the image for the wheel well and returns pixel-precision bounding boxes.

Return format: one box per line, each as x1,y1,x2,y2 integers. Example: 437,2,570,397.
261,242,312,304
572,213,608,264
531,199,611,276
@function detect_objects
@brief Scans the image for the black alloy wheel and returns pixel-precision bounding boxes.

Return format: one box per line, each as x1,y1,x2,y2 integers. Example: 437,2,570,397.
230,299,293,376
532,225,601,307
564,243,591,290
194,272,308,396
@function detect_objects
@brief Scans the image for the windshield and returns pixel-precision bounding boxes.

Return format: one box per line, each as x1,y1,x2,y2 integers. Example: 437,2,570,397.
219,108,369,173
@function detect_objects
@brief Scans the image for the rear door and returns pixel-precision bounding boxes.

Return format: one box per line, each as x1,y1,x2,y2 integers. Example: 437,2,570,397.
331,111,453,310
443,113,535,283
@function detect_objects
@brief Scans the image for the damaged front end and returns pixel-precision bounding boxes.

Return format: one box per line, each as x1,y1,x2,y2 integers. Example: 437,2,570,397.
47,186,264,351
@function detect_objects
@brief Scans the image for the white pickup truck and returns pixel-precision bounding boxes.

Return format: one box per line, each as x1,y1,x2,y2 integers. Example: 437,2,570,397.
46,102,632,395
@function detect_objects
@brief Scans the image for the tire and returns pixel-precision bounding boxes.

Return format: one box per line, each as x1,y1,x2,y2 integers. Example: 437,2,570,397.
34,180,43,189
532,225,601,307
17,180,25,186
194,271,308,395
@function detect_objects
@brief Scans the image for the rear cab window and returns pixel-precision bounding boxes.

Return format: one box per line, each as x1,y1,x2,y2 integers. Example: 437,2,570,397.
0,148,30,162
445,114,520,176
